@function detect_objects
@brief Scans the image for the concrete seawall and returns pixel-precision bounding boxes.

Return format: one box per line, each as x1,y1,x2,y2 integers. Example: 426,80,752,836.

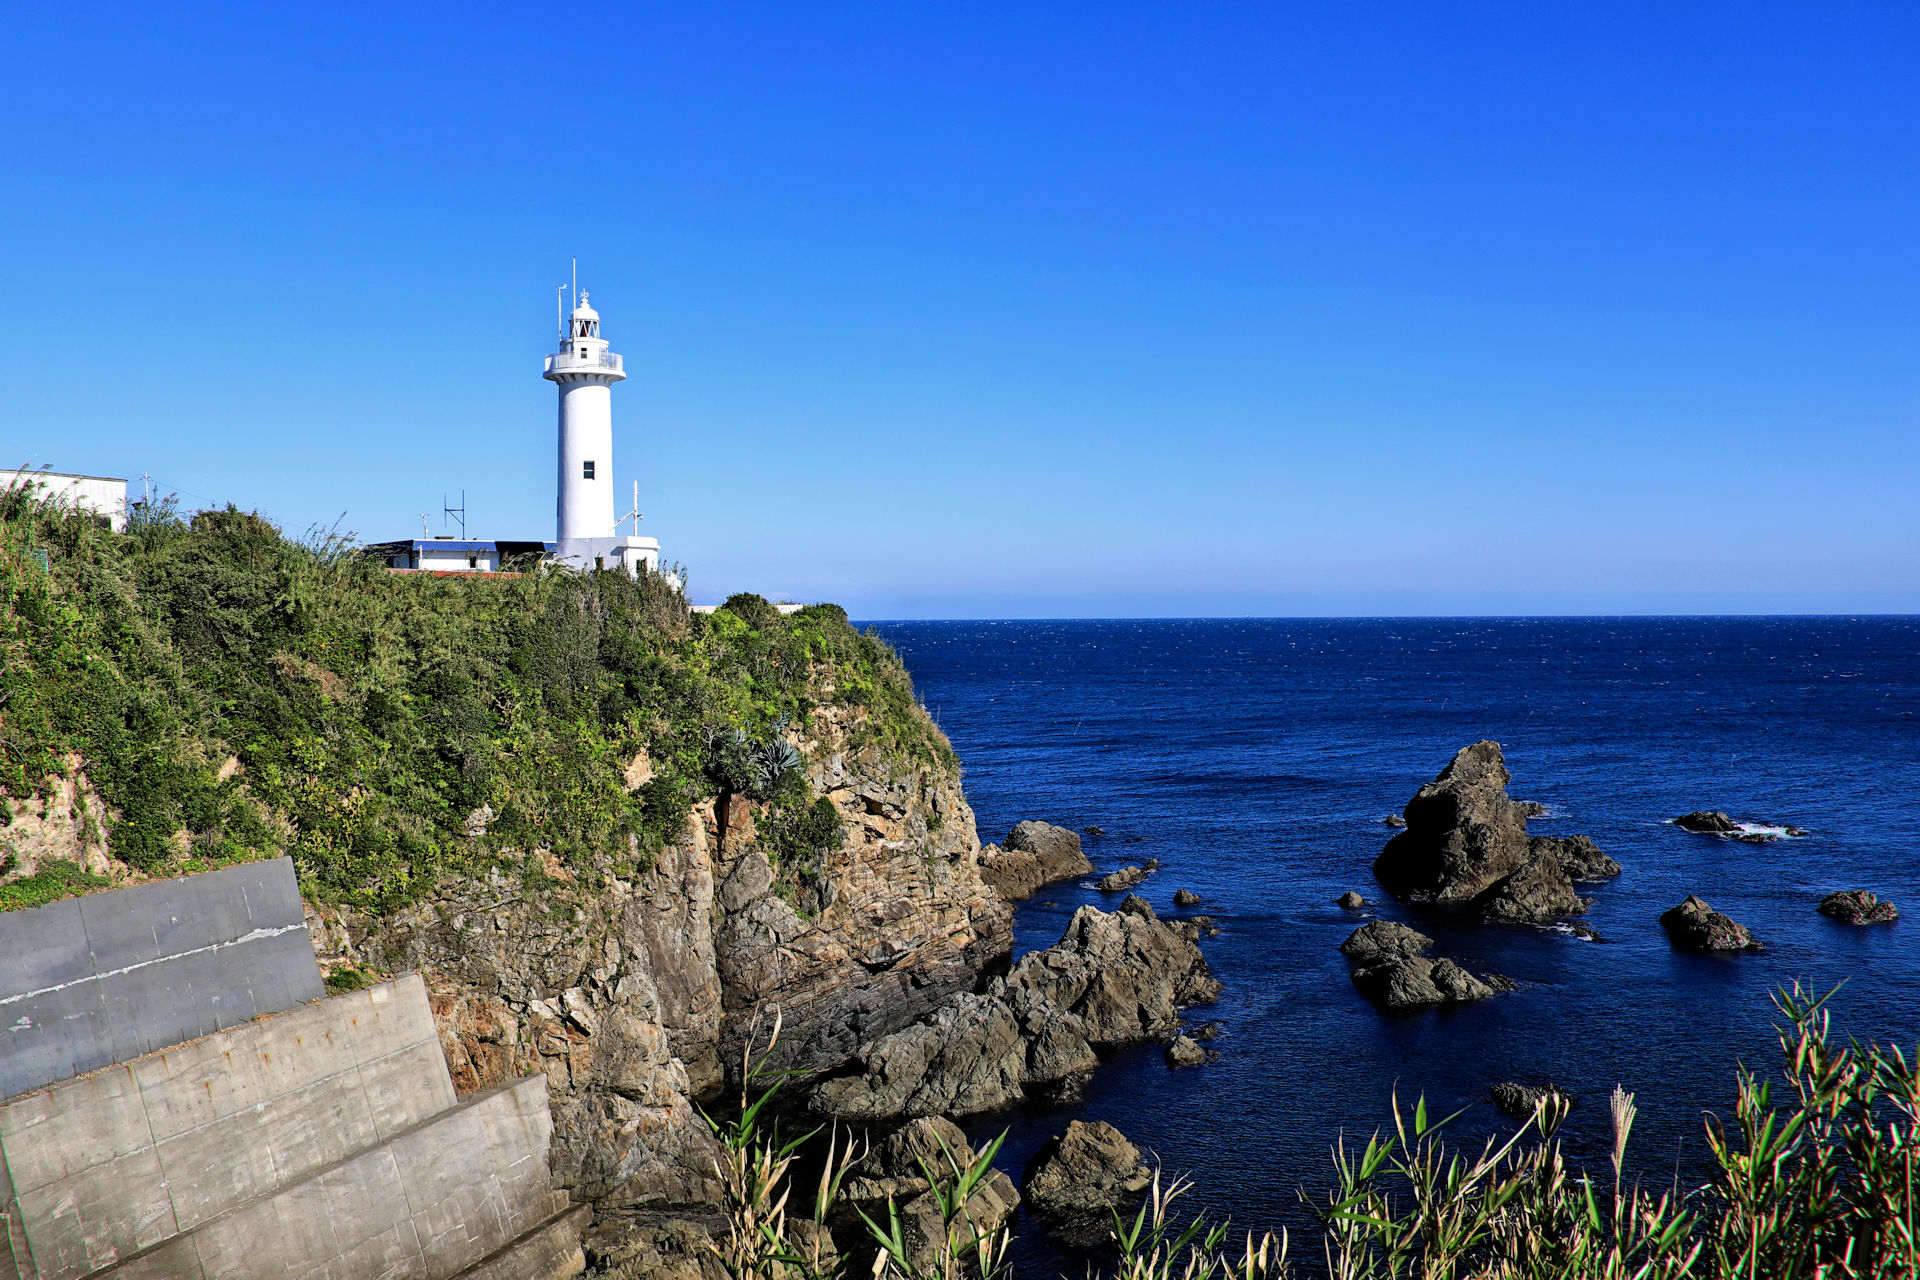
0,863,583,1280
0,858,324,1100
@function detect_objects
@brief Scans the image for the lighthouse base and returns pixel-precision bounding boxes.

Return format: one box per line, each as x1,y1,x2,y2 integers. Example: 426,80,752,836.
552,535,661,577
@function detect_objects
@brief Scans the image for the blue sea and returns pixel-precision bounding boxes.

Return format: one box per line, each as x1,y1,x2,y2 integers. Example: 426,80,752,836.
865,618,1920,1269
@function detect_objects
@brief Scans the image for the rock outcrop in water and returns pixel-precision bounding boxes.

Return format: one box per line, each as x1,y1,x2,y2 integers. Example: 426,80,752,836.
1338,920,1514,1010
1660,895,1760,952
1818,890,1899,924
1373,742,1617,923
1098,860,1158,891
977,820,1095,900
1674,811,1741,834
836,1118,1018,1274
1022,1120,1152,1250
1490,1082,1573,1119
810,904,1220,1118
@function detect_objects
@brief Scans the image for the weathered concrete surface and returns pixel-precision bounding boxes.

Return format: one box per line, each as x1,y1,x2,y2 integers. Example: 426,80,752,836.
85,1078,569,1280
0,857,324,1101
449,1204,590,1280
0,975,580,1280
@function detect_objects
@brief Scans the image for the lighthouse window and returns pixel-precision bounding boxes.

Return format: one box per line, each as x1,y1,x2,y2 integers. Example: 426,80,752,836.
582,461,596,480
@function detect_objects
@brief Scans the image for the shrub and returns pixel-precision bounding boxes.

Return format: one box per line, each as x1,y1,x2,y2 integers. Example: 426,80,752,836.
0,498,953,910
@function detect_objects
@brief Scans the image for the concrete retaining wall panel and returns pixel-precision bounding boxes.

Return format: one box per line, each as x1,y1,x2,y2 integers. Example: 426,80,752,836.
0,975,467,1279
0,858,324,1101
112,1078,566,1280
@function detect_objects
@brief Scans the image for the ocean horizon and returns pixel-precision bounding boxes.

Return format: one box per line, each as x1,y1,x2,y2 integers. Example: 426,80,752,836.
866,616,1920,1271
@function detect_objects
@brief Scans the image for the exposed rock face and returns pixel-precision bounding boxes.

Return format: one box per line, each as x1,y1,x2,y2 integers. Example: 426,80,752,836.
1660,895,1760,952
1339,921,1514,1011
0,761,121,885
977,821,1094,900
1674,811,1740,833
1490,1082,1572,1119
1374,742,1614,923
811,905,1220,1118
1165,1036,1210,1067
837,1118,1018,1274
1818,890,1899,924
315,691,1013,1238
1021,1120,1151,1250
1536,835,1622,883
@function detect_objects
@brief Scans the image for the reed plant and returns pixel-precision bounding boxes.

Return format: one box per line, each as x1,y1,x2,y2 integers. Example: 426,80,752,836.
707,985,1915,1279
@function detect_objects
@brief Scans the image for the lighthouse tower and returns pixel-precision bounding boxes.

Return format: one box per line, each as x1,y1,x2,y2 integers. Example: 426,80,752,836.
543,289,659,574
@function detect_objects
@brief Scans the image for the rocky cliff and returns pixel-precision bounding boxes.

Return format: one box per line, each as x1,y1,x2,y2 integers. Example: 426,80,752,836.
306,667,1012,1249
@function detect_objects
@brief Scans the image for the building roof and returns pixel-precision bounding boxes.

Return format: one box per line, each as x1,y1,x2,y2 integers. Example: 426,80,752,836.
0,470,128,484
361,539,556,554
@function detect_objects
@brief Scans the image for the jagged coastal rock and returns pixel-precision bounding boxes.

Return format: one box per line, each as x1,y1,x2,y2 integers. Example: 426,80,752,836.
1660,895,1761,952
1165,1035,1210,1067
837,1118,1018,1273
1097,859,1159,891
1021,1120,1152,1250
1338,920,1514,1011
978,820,1095,900
1174,888,1202,906
810,904,1220,1118
1489,1082,1573,1119
1673,810,1740,833
1672,811,1808,842
1818,889,1899,924
1373,742,1618,923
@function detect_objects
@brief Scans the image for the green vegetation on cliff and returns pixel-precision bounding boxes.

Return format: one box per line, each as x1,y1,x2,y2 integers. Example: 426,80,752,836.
0,485,949,910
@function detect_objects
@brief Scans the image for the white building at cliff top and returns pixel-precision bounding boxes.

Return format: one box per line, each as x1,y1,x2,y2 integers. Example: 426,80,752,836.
0,470,127,531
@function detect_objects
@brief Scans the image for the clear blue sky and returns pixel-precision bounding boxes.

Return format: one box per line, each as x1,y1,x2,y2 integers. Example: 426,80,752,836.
4,4,1915,616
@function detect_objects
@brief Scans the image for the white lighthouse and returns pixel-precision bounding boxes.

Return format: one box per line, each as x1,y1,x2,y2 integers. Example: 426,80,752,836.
543,289,660,574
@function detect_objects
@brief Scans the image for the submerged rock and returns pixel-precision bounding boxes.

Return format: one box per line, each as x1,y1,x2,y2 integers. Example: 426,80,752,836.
979,821,1095,900
811,905,1220,1118
1022,1121,1151,1251
1339,921,1514,1011
1373,742,1615,923
1489,1082,1573,1119
1673,811,1740,833
1818,890,1899,924
1660,895,1760,952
